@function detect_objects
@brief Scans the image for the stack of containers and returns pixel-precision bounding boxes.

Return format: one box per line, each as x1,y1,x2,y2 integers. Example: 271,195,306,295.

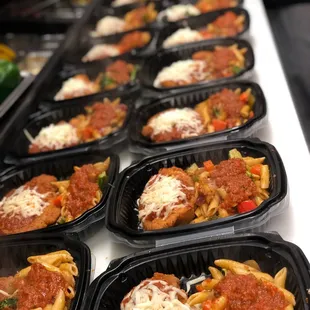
0,0,309,309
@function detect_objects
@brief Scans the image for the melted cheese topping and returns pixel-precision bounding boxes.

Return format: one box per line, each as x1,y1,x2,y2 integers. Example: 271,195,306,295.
32,123,79,150
157,5,200,22
95,16,126,36
163,28,203,48
82,44,120,62
0,186,50,218
112,0,138,7
148,108,204,138
121,280,189,310
153,60,206,88
138,174,193,222
54,76,96,101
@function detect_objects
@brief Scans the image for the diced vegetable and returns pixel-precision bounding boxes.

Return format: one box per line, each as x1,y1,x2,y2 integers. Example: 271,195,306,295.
232,65,242,74
101,75,115,88
98,171,108,190
53,195,62,208
237,200,257,213
130,65,140,81
240,92,249,102
250,164,262,175
0,298,17,309
186,163,199,175
228,148,242,159
203,160,215,172
212,119,227,131
249,111,254,118
58,217,66,224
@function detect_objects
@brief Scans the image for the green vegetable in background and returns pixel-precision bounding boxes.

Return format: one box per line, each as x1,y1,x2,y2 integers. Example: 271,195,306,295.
130,65,140,81
232,65,242,75
0,59,21,103
0,298,17,309
229,149,242,159
98,171,108,190
101,75,115,88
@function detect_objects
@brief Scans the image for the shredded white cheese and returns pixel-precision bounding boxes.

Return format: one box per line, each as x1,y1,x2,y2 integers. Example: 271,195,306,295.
121,280,190,310
31,123,79,151
163,28,203,48
54,76,97,101
148,108,203,138
138,174,193,222
82,44,120,62
0,186,50,218
153,60,206,88
157,5,200,22
112,0,139,6
93,16,126,36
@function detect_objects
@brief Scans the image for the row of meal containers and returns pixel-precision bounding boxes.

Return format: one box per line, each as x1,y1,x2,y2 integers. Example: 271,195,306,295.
2,1,310,309
3,231,310,309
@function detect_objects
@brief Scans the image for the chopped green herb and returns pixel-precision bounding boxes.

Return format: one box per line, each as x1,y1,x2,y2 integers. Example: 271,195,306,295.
98,172,108,190
0,298,17,309
130,65,140,81
58,217,66,225
193,175,200,183
246,171,253,179
212,107,221,118
101,75,115,88
232,65,242,74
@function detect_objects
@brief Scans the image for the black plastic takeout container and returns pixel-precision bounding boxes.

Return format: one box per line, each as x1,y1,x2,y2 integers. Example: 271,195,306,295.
0,233,92,310
129,81,267,155
139,38,254,92
0,149,119,240
5,91,137,163
42,55,142,104
106,139,288,247
156,7,250,50
67,27,159,65
81,232,310,310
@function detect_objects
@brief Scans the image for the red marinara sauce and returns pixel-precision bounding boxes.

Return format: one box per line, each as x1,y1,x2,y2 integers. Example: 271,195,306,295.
15,263,67,310
210,158,257,209
65,164,100,218
214,273,289,310
106,60,133,84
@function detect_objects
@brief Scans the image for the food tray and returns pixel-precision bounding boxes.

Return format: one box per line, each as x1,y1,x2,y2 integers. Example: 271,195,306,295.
157,0,244,25
0,148,119,239
65,27,159,65
82,232,310,310
0,233,92,310
156,7,250,50
106,138,288,247
139,38,254,94
129,81,267,155
4,91,136,163
40,54,142,104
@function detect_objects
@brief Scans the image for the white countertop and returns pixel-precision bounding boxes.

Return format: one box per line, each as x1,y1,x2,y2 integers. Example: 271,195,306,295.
86,0,310,280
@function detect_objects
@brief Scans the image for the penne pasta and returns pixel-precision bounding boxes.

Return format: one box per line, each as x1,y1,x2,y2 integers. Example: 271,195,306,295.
1,250,78,310
274,267,287,288
261,164,270,189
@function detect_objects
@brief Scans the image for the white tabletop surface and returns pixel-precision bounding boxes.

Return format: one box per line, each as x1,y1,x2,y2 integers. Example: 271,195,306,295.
85,0,310,280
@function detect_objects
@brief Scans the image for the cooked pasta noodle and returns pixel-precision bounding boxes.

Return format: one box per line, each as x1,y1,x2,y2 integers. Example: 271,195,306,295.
120,259,295,310
0,251,78,310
